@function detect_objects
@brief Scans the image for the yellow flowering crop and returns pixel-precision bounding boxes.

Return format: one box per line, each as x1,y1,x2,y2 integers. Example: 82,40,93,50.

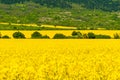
0,39,120,80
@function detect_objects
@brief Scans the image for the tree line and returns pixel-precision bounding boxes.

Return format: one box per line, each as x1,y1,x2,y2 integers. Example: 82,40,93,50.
1,31,120,39
67,0,120,11
0,0,119,11
0,0,71,8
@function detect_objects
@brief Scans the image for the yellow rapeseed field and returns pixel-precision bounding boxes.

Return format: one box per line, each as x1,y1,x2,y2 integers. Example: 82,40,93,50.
0,39,120,80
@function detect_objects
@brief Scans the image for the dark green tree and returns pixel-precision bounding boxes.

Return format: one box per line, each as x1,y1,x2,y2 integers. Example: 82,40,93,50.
53,33,66,39
2,35,10,39
13,31,26,39
31,31,42,38
87,32,95,39
42,35,50,39
114,33,120,39
71,31,78,36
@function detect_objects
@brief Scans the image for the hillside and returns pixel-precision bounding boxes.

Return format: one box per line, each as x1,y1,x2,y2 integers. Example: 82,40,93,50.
0,1,120,30
0,0,120,11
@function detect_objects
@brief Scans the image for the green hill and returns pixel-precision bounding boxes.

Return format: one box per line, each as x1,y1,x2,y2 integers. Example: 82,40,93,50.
0,0,120,30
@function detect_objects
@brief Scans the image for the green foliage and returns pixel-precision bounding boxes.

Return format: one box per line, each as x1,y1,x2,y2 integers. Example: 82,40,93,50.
53,33,66,39
66,36,80,39
42,35,50,39
71,31,82,38
2,35,10,39
0,0,120,11
31,31,42,39
71,31,78,36
87,32,95,39
83,33,88,39
0,0,72,8
95,34,111,39
13,31,26,39
77,32,83,38
67,0,120,11
114,33,120,39
0,32,1,38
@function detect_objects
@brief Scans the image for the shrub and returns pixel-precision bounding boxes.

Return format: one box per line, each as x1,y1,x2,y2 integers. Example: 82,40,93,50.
2,35,10,39
95,34,111,39
71,31,78,36
66,36,79,39
83,33,88,39
87,32,95,39
31,31,42,39
71,31,83,38
77,32,83,38
13,31,26,39
42,35,50,39
0,32,1,38
53,33,66,39
114,33,120,39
